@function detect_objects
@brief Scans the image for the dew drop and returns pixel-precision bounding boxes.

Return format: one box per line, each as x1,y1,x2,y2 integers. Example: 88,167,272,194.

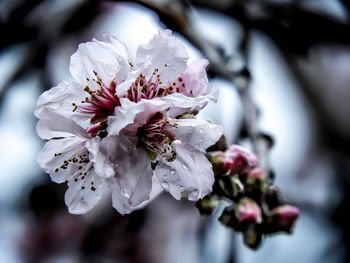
199,128,203,134
118,57,123,62
177,185,185,191
146,55,152,61
182,163,189,171
190,190,199,199
162,175,167,180
198,139,203,143
170,169,176,175
161,181,169,190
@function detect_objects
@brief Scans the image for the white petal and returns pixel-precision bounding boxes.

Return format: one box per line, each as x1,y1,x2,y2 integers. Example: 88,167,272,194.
161,90,219,117
35,81,91,130
167,119,223,152
108,176,132,215
69,36,130,90
131,176,164,210
107,98,144,136
178,59,210,97
101,136,153,211
136,30,189,83
85,137,114,178
37,137,87,183
65,170,105,214
155,141,214,201
107,98,169,136
36,110,87,140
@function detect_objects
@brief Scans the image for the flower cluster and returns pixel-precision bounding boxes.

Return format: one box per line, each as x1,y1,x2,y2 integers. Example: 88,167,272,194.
197,143,299,249
35,30,223,215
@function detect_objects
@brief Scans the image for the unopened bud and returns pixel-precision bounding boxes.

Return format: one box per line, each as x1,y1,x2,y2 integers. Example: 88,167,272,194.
265,184,282,209
219,205,241,231
217,176,244,198
243,224,262,250
246,168,266,191
266,205,300,234
196,195,218,215
236,198,262,224
207,151,233,175
225,145,258,174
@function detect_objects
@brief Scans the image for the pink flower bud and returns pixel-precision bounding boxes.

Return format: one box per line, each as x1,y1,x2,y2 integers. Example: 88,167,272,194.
236,198,262,224
225,145,258,174
246,168,266,190
196,195,218,215
267,205,300,233
208,151,234,175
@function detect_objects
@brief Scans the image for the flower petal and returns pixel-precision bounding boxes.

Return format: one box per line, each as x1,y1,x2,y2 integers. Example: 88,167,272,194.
35,81,91,130
161,90,219,117
69,36,130,90
36,110,87,140
107,98,144,136
107,98,169,136
178,59,210,97
65,170,105,214
136,30,189,83
167,118,223,152
101,136,153,212
85,137,114,178
155,141,214,201
37,137,87,183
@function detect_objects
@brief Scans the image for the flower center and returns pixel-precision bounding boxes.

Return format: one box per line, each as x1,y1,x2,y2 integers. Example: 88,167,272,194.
138,112,177,162
73,71,121,137
126,68,187,103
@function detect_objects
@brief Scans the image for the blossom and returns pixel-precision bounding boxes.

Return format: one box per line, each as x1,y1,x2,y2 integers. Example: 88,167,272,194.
104,99,222,206
36,29,222,214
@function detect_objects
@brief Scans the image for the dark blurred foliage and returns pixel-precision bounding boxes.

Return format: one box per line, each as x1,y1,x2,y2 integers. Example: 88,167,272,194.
1,0,350,262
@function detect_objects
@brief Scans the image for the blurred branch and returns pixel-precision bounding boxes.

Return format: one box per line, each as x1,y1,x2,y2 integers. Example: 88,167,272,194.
190,0,350,54
0,0,102,104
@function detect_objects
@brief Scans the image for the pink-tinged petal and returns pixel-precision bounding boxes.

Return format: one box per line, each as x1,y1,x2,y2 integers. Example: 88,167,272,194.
136,30,189,83
69,37,129,91
167,118,223,152
155,141,214,201
37,137,87,183
101,136,153,210
107,176,132,215
161,90,219,117
132,176,164,210
36,110,87,140
35,81,91,129
177,59,210,97
108,98,169,136
107,98,144,136
85,137,114,178
65,170,105,214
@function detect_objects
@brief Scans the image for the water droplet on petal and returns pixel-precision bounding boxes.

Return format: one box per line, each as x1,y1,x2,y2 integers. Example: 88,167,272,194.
199,128,203,134
146,55,152,61
198,139,203,144
118,57,123,62
170,169,176,175
177,185,185,191
190,190,199,199
182,163,189,171
161,181,169,190
162,175,167,180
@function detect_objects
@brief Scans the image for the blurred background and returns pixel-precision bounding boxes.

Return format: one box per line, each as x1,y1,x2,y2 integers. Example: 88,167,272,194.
1,0,350,262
